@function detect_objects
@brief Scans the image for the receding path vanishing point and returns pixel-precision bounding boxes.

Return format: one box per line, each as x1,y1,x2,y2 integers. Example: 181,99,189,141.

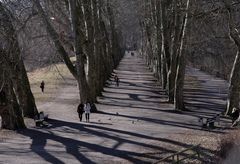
0,52,232,164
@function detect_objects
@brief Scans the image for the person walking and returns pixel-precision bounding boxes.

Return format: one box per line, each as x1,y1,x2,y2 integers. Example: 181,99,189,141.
84,101,91,122
77,103,84,122
40,81,45,93
114,75,120,87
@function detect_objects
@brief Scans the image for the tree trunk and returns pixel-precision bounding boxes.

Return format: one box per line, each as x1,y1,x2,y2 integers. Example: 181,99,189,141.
0,2,38,118
174,0,191,111
167,1,181,103
160,0,169,89
69,0,92,104
93,0,107,96
145,25,154,67
12,59,38,117
107,0,119,68
6,80,26,129
156,0,162,81
100,20,114,73
0,62,25,130
82,0,98,102
224,0,240,115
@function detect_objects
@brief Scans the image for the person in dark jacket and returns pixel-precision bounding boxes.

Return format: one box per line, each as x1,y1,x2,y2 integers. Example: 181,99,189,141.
77,103,84,122
114,75,120,87
40,81,45,93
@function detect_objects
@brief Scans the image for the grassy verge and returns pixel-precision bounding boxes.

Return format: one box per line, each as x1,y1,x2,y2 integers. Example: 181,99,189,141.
28,62,74,105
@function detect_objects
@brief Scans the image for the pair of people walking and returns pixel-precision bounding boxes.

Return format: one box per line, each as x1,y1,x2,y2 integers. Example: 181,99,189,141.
77,102,91,122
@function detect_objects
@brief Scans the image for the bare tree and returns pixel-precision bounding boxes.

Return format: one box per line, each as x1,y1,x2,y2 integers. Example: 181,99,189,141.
174,0,191,110
0,2,38,118
224,0,240,115
32,0,125,108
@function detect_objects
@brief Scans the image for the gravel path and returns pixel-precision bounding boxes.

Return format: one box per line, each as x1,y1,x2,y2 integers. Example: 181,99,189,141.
0,53,232,164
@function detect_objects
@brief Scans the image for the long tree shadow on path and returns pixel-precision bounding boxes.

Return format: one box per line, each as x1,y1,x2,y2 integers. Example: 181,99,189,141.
18,119,215,163
20,56,230,163
184,68,229,120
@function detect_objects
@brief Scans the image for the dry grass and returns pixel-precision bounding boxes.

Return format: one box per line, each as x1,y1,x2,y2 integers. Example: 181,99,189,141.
28,62,74,104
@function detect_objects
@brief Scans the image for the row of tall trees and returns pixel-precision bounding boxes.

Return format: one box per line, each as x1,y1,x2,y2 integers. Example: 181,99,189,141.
140,0,240,114
224,0,240,115
33,0,125,104
0,0,125,129
140,0,191,111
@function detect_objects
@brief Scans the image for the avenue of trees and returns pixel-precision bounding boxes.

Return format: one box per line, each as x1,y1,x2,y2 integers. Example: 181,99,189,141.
0,0,125,129
0,0,240,130
139,0,240,114
139,0,199,111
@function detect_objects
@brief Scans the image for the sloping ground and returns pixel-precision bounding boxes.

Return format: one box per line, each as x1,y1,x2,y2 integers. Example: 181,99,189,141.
185,67,229,117
0,53,232,164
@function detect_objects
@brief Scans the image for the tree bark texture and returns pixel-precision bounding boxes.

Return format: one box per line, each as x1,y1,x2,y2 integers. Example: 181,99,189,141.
0,2,38,118
224,0,240,115
174,0,191,110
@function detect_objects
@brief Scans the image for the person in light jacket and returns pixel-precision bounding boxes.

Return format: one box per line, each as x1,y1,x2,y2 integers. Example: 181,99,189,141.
84,101,91,122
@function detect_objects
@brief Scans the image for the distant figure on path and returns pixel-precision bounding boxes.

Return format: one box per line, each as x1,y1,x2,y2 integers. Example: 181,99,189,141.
114,75,120,87
84,101,91,122
77,103,84,122
40,80,45,93
131,52,134,56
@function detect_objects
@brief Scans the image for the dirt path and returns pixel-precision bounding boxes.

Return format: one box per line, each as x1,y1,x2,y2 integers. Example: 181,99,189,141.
184,67,229,118
0,53,232,164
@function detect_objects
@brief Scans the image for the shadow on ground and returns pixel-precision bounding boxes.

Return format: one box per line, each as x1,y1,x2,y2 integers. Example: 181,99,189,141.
5,54,231,164
18,118,217,163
